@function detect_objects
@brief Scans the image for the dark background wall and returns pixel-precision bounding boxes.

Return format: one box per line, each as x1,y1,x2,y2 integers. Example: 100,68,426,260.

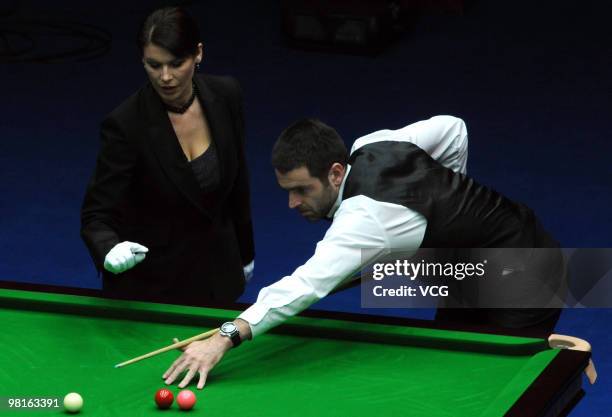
1,1,610,414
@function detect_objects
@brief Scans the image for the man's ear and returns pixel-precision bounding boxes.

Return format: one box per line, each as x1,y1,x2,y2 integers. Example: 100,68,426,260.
328,163,346,187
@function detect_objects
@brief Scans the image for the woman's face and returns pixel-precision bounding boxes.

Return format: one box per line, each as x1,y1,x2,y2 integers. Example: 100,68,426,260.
142,42,202,107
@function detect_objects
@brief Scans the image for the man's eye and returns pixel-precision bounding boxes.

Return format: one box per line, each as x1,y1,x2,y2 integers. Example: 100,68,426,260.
171,61,184,68
148,62,160,69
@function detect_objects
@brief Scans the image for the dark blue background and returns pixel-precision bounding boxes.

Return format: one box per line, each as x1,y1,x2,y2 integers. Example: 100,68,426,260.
1,1,610,414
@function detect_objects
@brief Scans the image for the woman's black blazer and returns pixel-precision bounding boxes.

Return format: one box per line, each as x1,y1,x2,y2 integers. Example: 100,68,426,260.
81,74,254,303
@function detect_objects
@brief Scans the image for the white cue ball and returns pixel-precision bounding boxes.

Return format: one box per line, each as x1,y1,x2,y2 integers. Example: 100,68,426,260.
63,392,83,413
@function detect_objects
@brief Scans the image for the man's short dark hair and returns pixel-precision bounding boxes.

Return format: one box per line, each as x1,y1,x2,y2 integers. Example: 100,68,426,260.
272,119,348,182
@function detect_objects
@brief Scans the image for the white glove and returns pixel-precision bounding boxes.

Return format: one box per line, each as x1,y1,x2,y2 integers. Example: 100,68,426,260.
104,241,149,275
243,260,254,283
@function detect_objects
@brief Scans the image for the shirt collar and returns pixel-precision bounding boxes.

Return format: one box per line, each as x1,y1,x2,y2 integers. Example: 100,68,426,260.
326,164,351,219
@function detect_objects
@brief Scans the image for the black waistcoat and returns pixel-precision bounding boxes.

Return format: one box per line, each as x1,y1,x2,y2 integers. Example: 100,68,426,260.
343,141,557,249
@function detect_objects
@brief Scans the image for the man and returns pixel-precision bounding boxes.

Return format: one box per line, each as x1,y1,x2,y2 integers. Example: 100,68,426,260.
163,116,564,389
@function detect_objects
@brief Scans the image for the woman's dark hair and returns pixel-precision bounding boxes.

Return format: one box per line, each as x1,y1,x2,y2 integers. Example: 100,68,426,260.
272,119,348,182
138,7,200,58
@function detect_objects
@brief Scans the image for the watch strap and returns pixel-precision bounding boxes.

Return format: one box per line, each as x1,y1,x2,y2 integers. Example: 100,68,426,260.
229,331,241,348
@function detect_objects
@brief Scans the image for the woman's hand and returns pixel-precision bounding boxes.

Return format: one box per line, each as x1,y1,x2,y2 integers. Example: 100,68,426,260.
104,241,148,274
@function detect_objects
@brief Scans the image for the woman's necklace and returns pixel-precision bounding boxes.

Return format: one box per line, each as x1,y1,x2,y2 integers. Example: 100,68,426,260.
165,81,198,114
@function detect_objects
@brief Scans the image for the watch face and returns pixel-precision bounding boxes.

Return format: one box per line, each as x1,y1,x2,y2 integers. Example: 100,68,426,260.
221,322,237,334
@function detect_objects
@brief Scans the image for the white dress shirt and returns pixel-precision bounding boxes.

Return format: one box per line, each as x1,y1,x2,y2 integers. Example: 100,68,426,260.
239,116,468,337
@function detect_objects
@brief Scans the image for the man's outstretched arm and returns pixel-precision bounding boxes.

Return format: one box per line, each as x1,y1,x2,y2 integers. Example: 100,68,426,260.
162,197,425,388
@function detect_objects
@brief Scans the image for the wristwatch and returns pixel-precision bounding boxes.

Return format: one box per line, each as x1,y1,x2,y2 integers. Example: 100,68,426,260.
219,322,242,348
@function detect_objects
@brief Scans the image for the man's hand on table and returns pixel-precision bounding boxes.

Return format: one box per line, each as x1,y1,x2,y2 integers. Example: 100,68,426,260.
163,319,252,389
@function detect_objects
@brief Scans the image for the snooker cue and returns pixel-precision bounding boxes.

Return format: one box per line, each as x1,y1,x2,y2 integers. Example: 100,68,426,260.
114,328,218,368
114,278,364,368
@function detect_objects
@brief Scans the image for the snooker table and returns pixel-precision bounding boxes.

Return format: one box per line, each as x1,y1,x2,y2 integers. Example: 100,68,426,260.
0,282,592,417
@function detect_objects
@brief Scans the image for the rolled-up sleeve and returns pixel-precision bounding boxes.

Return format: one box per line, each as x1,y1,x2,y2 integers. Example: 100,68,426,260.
351,115,468,174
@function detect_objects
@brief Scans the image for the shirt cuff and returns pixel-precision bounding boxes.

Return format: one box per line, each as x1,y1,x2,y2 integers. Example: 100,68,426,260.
237,303,271,338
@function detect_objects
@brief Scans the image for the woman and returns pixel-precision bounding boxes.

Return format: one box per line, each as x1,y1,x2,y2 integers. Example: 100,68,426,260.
81,7,254,304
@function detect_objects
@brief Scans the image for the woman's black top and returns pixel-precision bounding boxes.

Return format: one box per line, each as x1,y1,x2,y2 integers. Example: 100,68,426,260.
189,142,220,192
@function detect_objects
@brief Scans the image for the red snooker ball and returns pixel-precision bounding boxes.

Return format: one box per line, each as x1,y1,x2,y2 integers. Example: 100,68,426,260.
176,389,197,411
154,388,174,409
